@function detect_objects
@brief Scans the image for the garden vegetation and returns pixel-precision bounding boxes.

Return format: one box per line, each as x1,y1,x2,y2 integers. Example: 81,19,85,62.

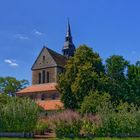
55,45,140,138
0,94,39,133
0,45,140,138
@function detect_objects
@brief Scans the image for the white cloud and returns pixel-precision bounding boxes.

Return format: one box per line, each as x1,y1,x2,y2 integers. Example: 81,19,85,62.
33,29,44,36
14,34,29,40
4,59,18,67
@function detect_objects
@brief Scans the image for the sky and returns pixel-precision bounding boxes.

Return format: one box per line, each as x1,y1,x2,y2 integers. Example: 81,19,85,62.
0,0,140,84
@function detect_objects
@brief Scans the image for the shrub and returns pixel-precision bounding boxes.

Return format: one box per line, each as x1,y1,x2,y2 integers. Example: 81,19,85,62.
96,102,139,136
81,114,101,137
0,95,39,132
34,119,49,135
48,110,82,138
80,90,110,114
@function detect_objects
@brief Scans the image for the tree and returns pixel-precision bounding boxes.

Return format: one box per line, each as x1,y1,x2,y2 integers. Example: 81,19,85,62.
105,55,129,103
58,45,105,109
0,76,29,95
126,61,140,105
106,55,129,81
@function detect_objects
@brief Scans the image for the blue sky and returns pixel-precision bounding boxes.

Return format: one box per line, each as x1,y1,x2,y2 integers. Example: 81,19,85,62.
0,0,140,83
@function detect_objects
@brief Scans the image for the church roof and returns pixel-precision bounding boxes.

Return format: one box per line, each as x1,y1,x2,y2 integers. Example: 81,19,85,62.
16,83,57,94
36,100,63,110
46,47,67,67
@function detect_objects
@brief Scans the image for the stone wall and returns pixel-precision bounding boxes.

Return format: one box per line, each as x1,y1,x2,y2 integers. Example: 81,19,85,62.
17,91,60,101
32,67,57,85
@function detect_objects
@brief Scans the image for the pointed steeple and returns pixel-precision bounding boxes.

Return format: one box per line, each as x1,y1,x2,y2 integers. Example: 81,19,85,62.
66,19,72,37
62,20,75,58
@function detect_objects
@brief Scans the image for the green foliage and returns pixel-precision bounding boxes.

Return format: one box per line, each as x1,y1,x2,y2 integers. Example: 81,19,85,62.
34,119,48,134
126,62,140,105
82,114,101,137
58,45,140,109
0,76,29,95
0,94,11,106
96,103,140,136
58,45,105,109
0,95,39,132
80,90,110,114
106,55,129,80
105,55,129,104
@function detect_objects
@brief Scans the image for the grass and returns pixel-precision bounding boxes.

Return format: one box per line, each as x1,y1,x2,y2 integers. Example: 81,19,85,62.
1,138,140,140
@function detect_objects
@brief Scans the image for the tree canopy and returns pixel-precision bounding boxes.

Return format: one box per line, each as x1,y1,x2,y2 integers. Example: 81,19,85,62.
0,76,29,95
58,45,140,111
58,45,105,109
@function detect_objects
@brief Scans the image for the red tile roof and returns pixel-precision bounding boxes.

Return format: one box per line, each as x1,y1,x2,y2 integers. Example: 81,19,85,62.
16,83,57,94
36,100,63,110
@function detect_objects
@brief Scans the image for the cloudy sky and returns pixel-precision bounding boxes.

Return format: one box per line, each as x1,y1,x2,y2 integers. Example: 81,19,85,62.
0,0,140,83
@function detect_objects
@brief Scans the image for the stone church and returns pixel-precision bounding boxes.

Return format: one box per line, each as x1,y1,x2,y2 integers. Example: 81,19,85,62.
16,21,75,111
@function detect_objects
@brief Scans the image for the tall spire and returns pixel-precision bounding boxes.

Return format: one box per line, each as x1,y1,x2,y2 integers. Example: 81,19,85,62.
66,19,72,37
62,19,75,58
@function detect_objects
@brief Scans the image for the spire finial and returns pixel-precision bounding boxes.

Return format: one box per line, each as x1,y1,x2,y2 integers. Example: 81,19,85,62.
66,18,71,37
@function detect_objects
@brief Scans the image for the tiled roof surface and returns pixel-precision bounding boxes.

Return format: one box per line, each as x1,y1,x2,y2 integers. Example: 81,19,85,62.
47,47,67,67
16,83,57,94
36,100,63,110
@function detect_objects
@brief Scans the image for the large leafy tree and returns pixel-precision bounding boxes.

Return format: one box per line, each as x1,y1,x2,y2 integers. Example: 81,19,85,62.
0,76,29,95
105,55,129,103
57,45,105,109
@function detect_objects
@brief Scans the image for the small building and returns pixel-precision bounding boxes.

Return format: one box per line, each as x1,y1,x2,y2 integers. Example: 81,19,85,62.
16,21,75,111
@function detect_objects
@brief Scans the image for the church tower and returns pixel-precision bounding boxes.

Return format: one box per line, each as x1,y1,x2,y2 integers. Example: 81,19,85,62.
62,20,76,58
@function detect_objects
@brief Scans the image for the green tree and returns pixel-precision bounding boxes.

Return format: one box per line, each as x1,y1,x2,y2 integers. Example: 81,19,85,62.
106,55,129,80
58,45,105,109
126,61,140,105
105,55,129,103
0,76,29,95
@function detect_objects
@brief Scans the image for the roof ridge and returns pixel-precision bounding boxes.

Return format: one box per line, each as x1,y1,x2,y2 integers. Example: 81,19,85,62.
45,47,66,58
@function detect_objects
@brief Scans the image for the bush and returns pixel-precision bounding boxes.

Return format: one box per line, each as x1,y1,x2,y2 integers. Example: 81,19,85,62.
48,110,82,138
80,102,140,137
0,95,39,132
80,90,110,114
81,114,101,137
34,119,49,135
96,102,140,136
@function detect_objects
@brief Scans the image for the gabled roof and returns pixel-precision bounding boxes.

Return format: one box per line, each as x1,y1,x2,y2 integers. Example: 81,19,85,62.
16,83,57,94
31,47,67,70
47,47,67,67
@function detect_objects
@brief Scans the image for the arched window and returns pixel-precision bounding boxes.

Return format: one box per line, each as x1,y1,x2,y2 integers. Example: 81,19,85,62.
43,55,45,61
42,70,45,83
38,73,41,84
47,72,50,83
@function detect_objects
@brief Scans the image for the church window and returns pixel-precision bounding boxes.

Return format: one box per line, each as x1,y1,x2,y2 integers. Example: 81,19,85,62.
42,70,45,83
52,94,56,100
47,72,50,83
38,73,41,84
41,94,45,100
43,55,45,61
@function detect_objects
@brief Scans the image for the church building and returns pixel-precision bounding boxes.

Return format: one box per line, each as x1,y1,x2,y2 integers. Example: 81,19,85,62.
16,21,75,111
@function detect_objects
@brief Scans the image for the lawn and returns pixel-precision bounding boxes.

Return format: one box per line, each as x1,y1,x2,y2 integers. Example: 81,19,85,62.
1,138,140,140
